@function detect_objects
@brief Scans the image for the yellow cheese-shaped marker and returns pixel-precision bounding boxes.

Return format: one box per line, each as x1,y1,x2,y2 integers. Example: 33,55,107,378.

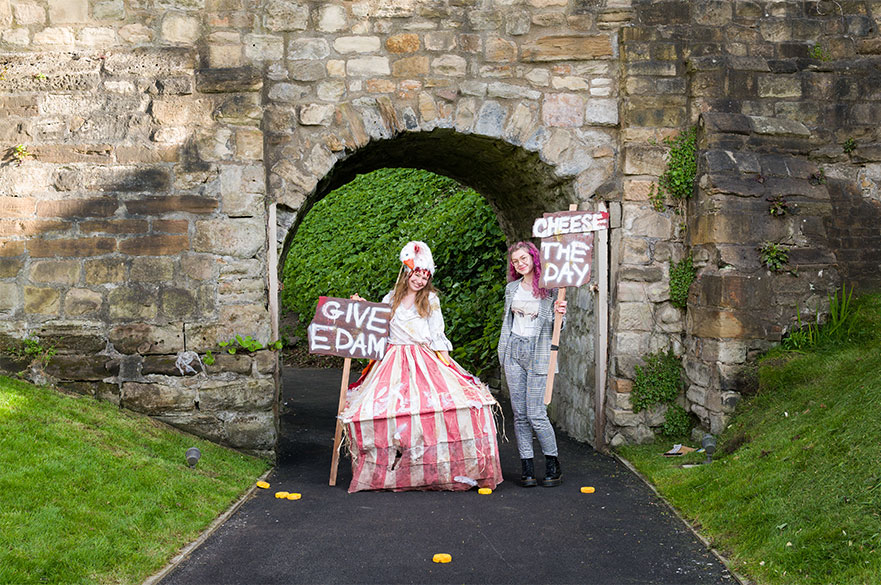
274,491,289,499
432,553,452,564
580,486,595,494
478,488,492,495
286,492,302,500
256,481,270,489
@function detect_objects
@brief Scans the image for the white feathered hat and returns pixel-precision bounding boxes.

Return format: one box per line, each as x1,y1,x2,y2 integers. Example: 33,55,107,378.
399,241,435,276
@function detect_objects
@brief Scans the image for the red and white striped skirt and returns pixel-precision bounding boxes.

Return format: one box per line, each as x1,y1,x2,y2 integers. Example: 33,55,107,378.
340,344,503,493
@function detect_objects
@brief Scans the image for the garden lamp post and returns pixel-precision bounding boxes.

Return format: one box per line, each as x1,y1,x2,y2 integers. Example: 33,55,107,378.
186,447,201,468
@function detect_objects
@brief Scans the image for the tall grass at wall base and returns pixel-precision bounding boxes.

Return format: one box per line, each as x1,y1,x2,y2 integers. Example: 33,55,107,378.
618,294,881,585
0,376,270,584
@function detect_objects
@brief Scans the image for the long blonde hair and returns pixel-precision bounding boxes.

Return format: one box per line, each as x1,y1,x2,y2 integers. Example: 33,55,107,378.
390,268,437,318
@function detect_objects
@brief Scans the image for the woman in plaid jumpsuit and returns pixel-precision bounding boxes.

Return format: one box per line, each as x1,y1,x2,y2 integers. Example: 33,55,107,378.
497,241,567,487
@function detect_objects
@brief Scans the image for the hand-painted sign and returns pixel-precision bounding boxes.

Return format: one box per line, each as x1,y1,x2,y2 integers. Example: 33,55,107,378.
307,297,391,361
532,209,609,289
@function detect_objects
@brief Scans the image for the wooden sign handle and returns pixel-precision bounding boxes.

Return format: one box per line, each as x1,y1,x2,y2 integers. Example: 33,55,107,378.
543,202,577,405
543,287,566,405
329,357,351,486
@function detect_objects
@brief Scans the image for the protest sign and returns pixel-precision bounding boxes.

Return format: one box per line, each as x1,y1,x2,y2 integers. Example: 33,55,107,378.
531,206,610,405
307,296,391,361
307,296,392,485
533,210,609,290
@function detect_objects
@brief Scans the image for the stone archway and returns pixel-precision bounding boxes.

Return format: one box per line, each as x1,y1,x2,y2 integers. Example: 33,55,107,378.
272,123,615,446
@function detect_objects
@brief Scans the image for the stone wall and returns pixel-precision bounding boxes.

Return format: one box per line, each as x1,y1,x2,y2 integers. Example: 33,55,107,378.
609,0,881,444
2,0,880,455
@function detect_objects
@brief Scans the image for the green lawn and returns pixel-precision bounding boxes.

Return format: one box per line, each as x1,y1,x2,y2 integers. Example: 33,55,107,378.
619,294,881,585
0,376,271,584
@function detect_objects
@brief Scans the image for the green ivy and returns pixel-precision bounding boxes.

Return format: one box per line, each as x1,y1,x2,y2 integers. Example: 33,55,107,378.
631,349,683,413
661,404,694,439
669,255,696,309
282,168,507,376
658,127,697,202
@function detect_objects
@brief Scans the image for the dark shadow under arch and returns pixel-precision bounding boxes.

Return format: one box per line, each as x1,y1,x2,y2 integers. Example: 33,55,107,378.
279,128,580,266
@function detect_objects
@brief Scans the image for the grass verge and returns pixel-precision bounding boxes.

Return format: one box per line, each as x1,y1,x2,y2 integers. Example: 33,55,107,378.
0,376,271,584
619,294,881,585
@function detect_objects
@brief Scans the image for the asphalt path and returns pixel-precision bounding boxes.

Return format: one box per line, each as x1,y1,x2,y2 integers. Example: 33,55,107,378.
160,367,737,585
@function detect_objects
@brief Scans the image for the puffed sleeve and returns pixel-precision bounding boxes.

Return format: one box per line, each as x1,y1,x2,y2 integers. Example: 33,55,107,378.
427,293,453,351
380,291,393,305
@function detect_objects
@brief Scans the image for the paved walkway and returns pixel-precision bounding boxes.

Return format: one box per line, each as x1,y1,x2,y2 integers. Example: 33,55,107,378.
160,368,737,585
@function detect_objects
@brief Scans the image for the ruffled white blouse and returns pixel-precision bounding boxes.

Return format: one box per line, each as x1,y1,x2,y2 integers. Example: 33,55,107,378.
381,291,453,351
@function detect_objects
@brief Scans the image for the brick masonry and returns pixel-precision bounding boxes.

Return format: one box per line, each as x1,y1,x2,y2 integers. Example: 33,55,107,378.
1,0,880,455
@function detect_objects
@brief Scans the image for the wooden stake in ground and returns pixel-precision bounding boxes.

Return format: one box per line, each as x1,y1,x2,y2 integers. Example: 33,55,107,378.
329,357,351,486
543,286,567,405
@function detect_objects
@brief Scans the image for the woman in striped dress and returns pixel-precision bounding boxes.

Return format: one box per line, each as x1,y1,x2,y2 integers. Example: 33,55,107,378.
341,241,503,493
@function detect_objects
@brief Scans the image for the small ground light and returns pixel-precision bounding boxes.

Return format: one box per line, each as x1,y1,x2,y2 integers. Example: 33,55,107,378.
702,434,716,464
186,447,201,468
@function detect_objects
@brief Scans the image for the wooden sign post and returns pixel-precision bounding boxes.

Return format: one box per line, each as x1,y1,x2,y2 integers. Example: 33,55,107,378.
533,204,610,405
307,296,391,485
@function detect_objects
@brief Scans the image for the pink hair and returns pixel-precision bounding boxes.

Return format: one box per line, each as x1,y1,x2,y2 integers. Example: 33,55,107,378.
507,241,551,299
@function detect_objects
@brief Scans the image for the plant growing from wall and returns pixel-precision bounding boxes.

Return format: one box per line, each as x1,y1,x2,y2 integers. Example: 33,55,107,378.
810,43,831,61
669,255,696,309
661,404,694,438
219,335,283,354
3,337,56,368
658,126,697,203
9,144,33,165
631,348,683,413
758,242,789,272
842,138,856,154
767,195,789,217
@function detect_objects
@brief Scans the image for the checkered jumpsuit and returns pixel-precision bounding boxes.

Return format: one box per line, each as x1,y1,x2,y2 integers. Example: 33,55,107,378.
498,279,560,459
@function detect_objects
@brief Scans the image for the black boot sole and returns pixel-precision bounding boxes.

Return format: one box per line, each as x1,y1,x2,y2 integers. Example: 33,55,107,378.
521,477,538,487
541,476,562,487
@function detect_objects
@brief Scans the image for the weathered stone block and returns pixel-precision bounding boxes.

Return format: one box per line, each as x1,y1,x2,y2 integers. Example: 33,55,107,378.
27,237,116,258
522,35,613,61
194,218,264,258
584,98,618,126
129,258,173,283
616,302,654,331
392,55,429,77
196,67,262,93
317,3,347,32
109,323,184,354
334,36,380,54
29,260,79,285
487,82,540,100
386,33,419,53
64,288,103,316
263,0,308,32
430,55,466,77
122,381,196,414
109,287,158,321
485,36,517,62
160,13,200,43
45,354,110,381
23,286,60,315
542,93,584,127
347,56,390,76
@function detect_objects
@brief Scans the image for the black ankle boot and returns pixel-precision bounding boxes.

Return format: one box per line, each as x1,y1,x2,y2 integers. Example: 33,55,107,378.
520,458,537,487
541,455,562,487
